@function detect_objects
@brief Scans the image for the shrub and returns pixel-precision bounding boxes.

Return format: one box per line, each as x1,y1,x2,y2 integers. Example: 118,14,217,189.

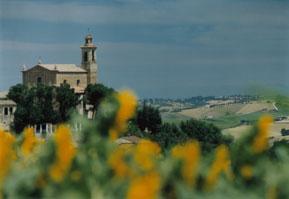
1,90,289,198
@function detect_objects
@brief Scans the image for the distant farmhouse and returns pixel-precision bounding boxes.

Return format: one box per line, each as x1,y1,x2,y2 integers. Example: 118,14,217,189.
0,91,16,130
22,34,98,93
0,34,99,131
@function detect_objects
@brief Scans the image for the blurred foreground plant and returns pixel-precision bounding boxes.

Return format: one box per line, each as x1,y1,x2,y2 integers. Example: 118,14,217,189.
1,90,289,198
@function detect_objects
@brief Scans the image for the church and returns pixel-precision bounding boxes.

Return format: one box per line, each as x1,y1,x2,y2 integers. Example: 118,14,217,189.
22,34,98,93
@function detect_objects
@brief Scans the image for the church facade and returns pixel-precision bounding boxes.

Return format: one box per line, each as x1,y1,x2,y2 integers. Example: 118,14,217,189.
22,34,98,93
0,35,98,132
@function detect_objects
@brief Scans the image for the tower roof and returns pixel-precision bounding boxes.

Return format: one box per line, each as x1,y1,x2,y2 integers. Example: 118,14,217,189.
85,34,93,39
81,34,96,48
39,64,87,72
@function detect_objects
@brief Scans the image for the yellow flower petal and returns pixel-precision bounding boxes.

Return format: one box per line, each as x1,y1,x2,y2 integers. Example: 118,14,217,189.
21,127,40,157
171,141,200,186
109,90,137,140
252,115,273,154
0,130,16,186
134,139,161,171
240,165,253,180
49,125,76,183
127,172,160,199
205,145,233,190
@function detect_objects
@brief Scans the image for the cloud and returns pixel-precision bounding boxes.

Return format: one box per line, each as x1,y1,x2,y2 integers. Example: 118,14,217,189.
1,0,288,26
1,0,289,97
0,40,76,51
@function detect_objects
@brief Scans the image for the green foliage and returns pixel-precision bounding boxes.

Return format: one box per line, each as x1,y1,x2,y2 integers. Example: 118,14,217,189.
180,119,232,152
147,120,232,152
56,83,79,123
136,102,162,133
35,84,58,123
7,83,28,104
124,121,145,138
85,83,114,118
8,84,56,132
93,95,119,138
274,94,289,112
8,83,79,132
129,103,231,152
268,140,289,161
7,84,31,132
13,106,31,133
149,123,188,150
5,90,289,198
248,85,289,113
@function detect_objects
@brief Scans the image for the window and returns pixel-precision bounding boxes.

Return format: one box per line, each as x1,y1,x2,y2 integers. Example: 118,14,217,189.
4,107,8,116
92,50,95,61
77,79,80,86
37,77,42,84
9,107,13,114
84,52,88,62
63,80,67,84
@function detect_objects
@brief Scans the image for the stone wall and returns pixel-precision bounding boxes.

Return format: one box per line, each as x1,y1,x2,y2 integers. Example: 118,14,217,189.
23,66,88,89
0,101,16,131
56,72,87,88
23,66,56,86
82,62,97,84
81,45,98,84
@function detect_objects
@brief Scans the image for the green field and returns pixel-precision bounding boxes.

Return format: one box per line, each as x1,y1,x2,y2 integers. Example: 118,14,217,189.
161,112,191,124
203,111,265,129
163,110,288,130
162,98,289,130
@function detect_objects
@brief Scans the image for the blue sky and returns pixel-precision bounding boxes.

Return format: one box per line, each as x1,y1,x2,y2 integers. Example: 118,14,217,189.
1,0,289,98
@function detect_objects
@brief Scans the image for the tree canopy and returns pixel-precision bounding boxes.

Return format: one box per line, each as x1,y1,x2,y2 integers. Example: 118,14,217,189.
8,83,79,133
136,102,162,133
85,83,114,118
56,83,79,123
146,120,232,152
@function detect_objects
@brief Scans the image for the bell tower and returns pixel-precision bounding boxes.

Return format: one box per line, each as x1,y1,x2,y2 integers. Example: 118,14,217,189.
80,34,98,84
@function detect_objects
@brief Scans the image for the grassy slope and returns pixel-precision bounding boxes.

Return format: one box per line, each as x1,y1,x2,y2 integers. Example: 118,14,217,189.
161,112,191,124
163,110,288,130
178,103,244,119
163,97,289,129
203,111,264,129
204,109,289,129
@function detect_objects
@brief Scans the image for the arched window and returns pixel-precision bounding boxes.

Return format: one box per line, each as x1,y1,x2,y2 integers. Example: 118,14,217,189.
63,80,67,84
77,79,80,86
84,52,88,62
